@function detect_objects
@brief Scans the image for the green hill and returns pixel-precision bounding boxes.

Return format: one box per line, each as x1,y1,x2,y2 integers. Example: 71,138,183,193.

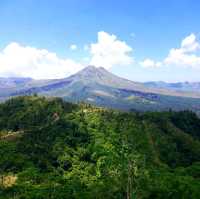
0,96,199,198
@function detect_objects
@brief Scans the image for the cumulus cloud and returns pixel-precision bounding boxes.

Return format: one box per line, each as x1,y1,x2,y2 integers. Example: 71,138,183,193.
140,33,200,69
181,33,200,52
140,59,161,68
0,31,134,79
89,31,134,69
69,44,77,50
0,42,83,79
164,34,200,68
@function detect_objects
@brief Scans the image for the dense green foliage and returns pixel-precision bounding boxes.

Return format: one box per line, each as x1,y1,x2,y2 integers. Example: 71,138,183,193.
0,96,199,198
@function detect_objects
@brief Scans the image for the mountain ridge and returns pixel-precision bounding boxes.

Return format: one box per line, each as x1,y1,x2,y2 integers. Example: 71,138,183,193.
1,66,200,115
1,66,199,98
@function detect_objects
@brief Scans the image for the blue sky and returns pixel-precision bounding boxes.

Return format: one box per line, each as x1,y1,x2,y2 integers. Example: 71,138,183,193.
0,0,200,82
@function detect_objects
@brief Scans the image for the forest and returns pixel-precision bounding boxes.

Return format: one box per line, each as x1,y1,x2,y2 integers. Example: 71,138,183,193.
0,96,199,199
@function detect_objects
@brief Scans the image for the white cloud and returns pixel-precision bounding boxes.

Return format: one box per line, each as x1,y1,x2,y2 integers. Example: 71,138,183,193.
69,44,77,50
140,59,161,68
181,33,200,52
140,33,200,70
164,34,200,68
89,31,134,69
0,31,134,79
0,42,83,79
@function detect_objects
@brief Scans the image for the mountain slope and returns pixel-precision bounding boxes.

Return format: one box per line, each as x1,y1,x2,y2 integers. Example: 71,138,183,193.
1,66,200,114
18,66,199,98
144,81,200,93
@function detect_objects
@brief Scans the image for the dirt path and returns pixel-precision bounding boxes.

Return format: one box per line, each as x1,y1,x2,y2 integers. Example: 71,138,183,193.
0,131,23,141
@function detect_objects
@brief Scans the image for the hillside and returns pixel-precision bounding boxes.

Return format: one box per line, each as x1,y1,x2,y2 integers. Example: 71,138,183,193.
0,96,200,198
1,66,200,116
144,81,200,93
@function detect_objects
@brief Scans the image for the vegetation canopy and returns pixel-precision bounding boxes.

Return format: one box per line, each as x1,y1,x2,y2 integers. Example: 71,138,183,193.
0,96,199,199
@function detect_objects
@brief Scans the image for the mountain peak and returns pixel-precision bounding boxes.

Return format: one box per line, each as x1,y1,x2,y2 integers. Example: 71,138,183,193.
83,65,97,71
66,65,143,90
74,65,111,79
81,65,107,73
